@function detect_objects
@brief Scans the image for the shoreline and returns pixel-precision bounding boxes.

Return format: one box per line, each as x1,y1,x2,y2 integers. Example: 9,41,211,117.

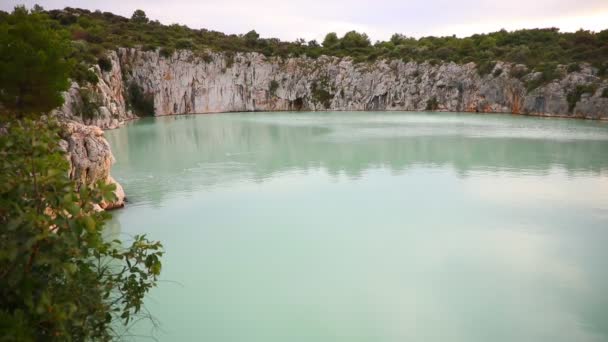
107,109,608,130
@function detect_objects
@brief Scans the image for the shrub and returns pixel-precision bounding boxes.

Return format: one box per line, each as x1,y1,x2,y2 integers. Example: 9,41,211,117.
131,9,148,24
476,60,496,76
567,84,597,112
426,97,439,110
199,51,213,63
79,88,100,119
567,63,581,73
322,32,339,48
428,58,441,66
269,80,279,96
225,52,235,69
509,66,528,79
175,38,193,50
71,63,99,85
311,78,333,109
97,56,112,72
127,81,155,116
0,119,163,341
159,46,174,58
526,63,560,92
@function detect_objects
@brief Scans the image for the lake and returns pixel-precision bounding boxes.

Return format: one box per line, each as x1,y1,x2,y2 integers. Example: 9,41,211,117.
105,111,608,342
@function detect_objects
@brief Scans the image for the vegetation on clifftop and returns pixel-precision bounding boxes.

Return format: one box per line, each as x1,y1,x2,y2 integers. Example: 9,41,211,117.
1,6,605,78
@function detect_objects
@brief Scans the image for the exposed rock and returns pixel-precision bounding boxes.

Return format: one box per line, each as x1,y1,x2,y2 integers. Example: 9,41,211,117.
59,121,125,210
102,176,125,210
114,49,607,119
56,49,608,123
54,51,136,130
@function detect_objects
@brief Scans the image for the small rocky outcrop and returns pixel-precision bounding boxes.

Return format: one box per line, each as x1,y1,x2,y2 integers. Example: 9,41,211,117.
59,121,125,210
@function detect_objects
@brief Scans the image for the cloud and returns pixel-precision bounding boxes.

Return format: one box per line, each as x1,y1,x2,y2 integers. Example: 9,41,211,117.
2,0,607,41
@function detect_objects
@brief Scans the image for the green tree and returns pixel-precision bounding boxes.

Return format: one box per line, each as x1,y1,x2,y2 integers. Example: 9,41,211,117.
322,32,339,48
244,30,260,47
0,6,71,118
131,9,148,24
340,31,371,49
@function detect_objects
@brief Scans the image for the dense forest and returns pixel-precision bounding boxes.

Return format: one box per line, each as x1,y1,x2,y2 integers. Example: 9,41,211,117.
1,6,607,84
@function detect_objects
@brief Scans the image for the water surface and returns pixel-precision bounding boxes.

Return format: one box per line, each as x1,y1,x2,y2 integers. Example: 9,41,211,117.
106,112,608,342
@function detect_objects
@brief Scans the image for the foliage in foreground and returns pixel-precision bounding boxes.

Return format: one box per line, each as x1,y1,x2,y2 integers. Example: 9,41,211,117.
0,119,164,341
0,7,164,341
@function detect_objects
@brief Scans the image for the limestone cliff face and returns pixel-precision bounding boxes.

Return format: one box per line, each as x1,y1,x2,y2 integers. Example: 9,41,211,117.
115,49,607,119
59,121,125,210
54,51,136,130
53,51,131,209
57,48,608,124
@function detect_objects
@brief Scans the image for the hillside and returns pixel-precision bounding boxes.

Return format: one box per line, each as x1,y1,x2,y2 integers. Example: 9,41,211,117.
2,6,606,83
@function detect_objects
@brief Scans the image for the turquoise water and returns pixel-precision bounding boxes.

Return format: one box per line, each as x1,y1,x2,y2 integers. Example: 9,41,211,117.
105,112,608,342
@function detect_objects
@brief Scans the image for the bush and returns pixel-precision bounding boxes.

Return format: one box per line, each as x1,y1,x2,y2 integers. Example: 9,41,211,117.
198,51,213,63
311,78,332,109
567,63,581,73
97,56,112,72
269,80,279,96
71,63,99,85
79,88,100,119
225,52,235,69
526,63,560,92
128,81,155,116
175,38,193,50
0,119,163,341
426,97,439,110
567,84,597,112
159,46,174,58
509,66,528,79
476,60,496,76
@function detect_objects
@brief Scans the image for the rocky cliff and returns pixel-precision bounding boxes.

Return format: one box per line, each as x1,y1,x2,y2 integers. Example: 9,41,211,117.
120,49,607,119
52,52,132,209
57,49,608,127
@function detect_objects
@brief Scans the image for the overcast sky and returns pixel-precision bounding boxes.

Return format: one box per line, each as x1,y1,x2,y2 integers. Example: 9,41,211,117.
2,0,607,42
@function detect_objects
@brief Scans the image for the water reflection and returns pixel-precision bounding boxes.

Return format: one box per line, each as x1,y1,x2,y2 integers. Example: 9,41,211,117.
105,112,608,342
105,112,608,206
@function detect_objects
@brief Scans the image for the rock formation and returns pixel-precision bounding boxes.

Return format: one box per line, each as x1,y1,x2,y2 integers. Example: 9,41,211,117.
56,49,608,128
54,51,136,130
121,49,607,119
59,121,125,210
